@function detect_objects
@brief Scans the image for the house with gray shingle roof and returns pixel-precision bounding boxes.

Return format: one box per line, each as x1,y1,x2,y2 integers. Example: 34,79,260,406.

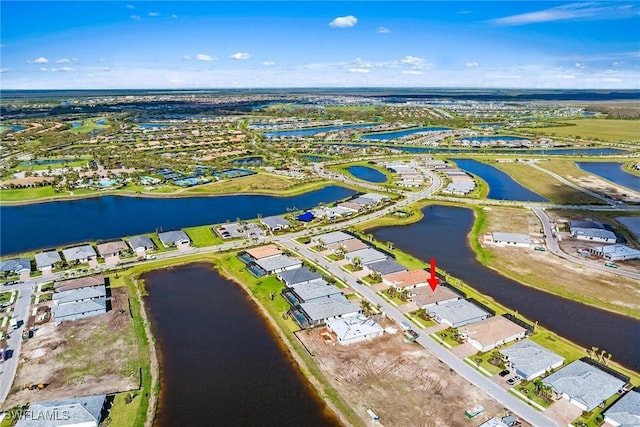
35,250,62,272
128,235,156,255
426,299,490,328
604,388,640,427
295,294,360,327
277,267,323,287
52,274,107,322
500,339,564,380
260,215,291,231
543,359,627,411
158,230,190,248
0,258,31,276
15,394,107,427
62,245,97,263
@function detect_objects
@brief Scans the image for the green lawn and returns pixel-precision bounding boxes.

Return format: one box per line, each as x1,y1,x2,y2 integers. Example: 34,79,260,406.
434,327,462,348
183,225,223,247
0,291,13,304
518,118,640,142
470,351,505,375
513,380,553,409
0,186,61,202
107,393,144,427
64,118,109,134
406,311,436,328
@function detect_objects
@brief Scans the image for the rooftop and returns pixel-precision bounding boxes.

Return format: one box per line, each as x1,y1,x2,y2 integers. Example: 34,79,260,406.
260,215,290,229
35,250,62,269
278,267,323,286
55,274,105,292
492,232,531,245
96,240,128,256
300,295,360,321
62,244,97,261
54,285,106,305
253,254,302,273
327,238,369,253
327,315,383,342
543,359,626,411
366,258,407,275
427,299,489,327
345,247,388,265
290,280,341,302
0,257,31,273
245,244,283,260
411,286,460,307
460,315,526,347
500,339,564,379
383,269,428,288
53,297,107,321
158,230,190,246
15,395,106,427
604,388,640,426
128,235,155,249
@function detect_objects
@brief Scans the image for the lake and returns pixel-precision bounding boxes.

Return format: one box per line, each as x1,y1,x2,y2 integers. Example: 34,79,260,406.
343,143,628,156
371,205,640,372
456,135,529,143
263,123,376,137
19,158,81,166
450,159,548,202
229,156,264,166
138,123,174,129
145,264,341,427
0,186,357,255
361,127,451,140
347,165,387,183
576,162,640,192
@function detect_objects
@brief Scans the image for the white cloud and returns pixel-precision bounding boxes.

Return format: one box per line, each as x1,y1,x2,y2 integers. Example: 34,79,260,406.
377,26,390,33
195,54,217,62
0,68,8,73
229,52,251,60
329,15,358,28
262,61,276,66
130,15,141,21
400,56,426,67
171,14,178,19
51,67,75,72
183,55,192,60
56,58,78,64
40,67,48,72
613,61,624,66
574,62,587,68
126,4,135,9
31,57,49,64
465,61,479,68
402,70,423,75
148,12,159,17
347,68,370,73
490,3,637,26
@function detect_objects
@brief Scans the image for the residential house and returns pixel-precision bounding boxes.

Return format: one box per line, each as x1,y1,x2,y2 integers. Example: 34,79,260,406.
589,244,640,261
293,294,360,328
0,258,31,278
410,286,460,309
500,339,564,380
52,275,107,322
277,267,323,287
490,232,531,248
15,394,107,427
282,280,342,305
349,196,378,207
128,235,156,256
252,255,302,275
34,250,62,274
344,248,388,265
311,231,353,246
96,240,129,264
337,201,364,212
326,315,384,345
260,215,291,231
359,192,389,203
570,220,617,243
426,299,490,328
158,230,191,248
604,388,640,427
364,258,407,276
459,316,527,352
327,238,368,254
543,359,628,411
62,245,97,264
382,269,429,290
244,244,283,261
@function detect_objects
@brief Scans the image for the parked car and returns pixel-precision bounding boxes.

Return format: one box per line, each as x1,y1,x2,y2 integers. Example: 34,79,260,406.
506,375,522,385
3,280,18,286
498,369,510,377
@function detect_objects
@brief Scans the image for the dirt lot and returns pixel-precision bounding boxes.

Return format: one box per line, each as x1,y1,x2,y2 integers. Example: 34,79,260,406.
481,207,640,317
570,175,640,203
298,321,513,427
2,288,140,409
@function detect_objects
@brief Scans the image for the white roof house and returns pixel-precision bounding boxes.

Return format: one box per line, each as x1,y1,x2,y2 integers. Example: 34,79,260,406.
15,395,107,427
344,248,388,265
491,232,531,247
326,315,384,345
62,245,97,263
35,250,62,271
543,360,627,411
260,215,291,231
460,316,527,352
253,255,302,274
604,388,640,427
158,230,190,247
426,299,490,328
589,244,640,261
298,295,360,326
500,339,564,380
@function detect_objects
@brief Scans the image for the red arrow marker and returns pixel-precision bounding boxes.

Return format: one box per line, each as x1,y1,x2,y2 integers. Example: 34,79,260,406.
427,258,440,291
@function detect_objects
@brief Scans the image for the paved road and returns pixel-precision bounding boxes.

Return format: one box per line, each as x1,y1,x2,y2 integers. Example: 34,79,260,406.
532,207,640,280
0,287,34,404
279,238,559,427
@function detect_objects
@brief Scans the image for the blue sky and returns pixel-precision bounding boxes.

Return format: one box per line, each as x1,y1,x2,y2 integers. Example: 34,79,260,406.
1,1,639,89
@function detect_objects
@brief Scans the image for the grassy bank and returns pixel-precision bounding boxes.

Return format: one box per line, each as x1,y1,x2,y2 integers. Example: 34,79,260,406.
518,118,640,142
329,160,395,187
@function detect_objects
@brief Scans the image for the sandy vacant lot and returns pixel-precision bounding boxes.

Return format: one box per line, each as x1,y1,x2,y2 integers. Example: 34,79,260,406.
298,321,513,427
570,175,640,203
3,288,140,409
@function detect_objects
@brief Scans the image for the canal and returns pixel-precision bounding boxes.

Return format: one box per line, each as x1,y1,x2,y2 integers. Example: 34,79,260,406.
0,186,357,255
144,264,341,427
371,205,640,372
346,166,388,183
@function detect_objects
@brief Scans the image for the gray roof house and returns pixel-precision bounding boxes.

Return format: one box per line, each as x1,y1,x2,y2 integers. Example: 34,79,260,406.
260,215,291,231
54,285,107,305
543,359,627,411
604,388,640,427
491,232,531,247
296,294,360,327
53,297,107,323
365,258,407,275
158,230,191,247
52,275,107,322
62,245,97,263
277,267,324,287
500,339,564,380
426,299,490,328
350,196,378,206
0,258,31,275
253,255,302,275
35,250,62,271
311,231,353,246
128,235,156,252
344,248,388,265
360,192,389,203
15,394,107,427
283,281,342,304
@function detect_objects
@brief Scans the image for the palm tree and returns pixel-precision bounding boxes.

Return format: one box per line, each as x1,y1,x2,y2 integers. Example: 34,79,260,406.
317,238,326,251
387,241,394,250
599,349,606,363
352,256,362,267
591,346,599,360
605,353,612,366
